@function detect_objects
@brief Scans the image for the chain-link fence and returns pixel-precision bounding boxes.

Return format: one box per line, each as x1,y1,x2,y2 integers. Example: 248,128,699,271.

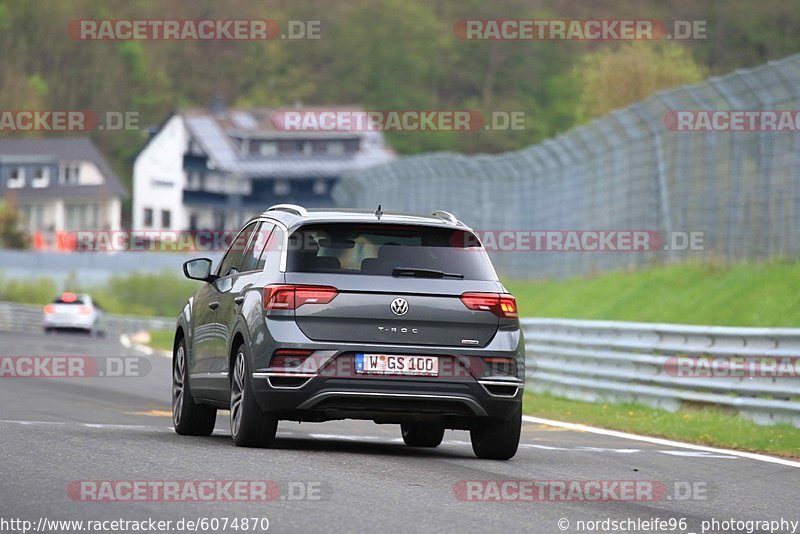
333,54,800,279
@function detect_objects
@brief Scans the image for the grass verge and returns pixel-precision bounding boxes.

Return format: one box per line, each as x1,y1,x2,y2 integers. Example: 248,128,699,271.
0,270,198,317
523,391,800,458
147,330,175,352
505,259,800,327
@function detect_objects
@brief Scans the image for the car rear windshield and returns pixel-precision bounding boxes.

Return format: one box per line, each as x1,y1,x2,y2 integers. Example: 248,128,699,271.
52,296,85,305
286,223,497,280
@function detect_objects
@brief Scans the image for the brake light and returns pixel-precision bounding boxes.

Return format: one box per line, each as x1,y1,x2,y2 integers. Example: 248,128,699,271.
263,285,338,311
61,292,77,303
77,306,92,315
43,304,56,315
460,293,518,319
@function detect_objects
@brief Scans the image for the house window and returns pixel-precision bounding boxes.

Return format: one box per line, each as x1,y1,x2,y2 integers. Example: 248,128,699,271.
273,180,290,196
161,209,171,229
327,142,345,155
188,213,198,231
32,167,50,188
302,142,313,155
7,167,25,189
65,204,98,231
60,164,80,185
259,142,277,156
143,208,153,227
313,178,328,195
186,171,202,190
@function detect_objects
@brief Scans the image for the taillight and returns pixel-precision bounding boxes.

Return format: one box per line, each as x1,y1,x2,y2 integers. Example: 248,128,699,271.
77,306,92,315
263,285,338,311
43,304,56,315
269,349,314,368
460,293,518,319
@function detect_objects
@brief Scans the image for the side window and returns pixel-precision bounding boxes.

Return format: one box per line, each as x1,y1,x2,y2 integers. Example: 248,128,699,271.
259,226,285,273
217,222,258,278
241,222,275,272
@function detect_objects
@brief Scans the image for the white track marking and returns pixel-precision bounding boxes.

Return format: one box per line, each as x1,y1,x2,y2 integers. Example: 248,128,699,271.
522,415,800,469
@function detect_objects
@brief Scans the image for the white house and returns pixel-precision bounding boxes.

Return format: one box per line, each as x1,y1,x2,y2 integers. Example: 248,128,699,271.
133,106,395,231
0,138,127,234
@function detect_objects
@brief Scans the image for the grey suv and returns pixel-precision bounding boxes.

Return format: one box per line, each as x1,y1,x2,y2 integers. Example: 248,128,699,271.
172,205,524,459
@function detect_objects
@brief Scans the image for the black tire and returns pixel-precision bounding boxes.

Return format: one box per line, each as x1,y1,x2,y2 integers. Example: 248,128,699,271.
401,422,445,447
470,404,522,460
230,345,278,448
172,337,216,436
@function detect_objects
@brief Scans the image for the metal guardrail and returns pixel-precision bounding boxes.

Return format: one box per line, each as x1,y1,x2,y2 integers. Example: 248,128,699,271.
0,301,174,336
4,300,797,427
522,318,800,427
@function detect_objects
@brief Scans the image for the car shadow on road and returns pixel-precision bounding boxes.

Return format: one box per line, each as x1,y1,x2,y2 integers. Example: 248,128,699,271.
190,432,476,459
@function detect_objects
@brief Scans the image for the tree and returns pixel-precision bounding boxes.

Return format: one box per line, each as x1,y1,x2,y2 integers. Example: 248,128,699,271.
571,42,707,122
0,200,29,249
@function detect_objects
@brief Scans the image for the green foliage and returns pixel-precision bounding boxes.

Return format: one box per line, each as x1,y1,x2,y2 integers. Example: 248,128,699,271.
0,270,197,317
0,200,29,249
0,273,57,304
570,42,707,121
505,259,800,327
0,1,798,183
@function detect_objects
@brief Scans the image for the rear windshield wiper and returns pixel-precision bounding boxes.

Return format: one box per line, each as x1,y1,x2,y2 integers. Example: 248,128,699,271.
392,267,464,279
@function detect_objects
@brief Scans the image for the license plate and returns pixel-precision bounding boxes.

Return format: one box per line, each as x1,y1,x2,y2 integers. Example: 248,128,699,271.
355,353,438,376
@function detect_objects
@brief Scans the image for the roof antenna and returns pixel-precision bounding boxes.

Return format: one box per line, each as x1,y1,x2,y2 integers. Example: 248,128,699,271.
375,204,383,220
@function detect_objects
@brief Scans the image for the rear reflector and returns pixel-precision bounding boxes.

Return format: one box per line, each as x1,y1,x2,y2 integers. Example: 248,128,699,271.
481,356,518,377
270,349,314,368
460,293,518,319
264,285,338,311
43,304,56,315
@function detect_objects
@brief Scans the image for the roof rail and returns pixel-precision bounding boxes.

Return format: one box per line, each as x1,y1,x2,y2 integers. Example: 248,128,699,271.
431,210,460,225
267,204,308,217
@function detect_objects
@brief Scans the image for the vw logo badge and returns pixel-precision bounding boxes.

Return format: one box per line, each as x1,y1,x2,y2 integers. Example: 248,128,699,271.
390,298,409,316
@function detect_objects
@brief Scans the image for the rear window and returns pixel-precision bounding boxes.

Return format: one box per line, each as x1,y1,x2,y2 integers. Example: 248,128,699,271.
52,294,85,305
286,223,497,281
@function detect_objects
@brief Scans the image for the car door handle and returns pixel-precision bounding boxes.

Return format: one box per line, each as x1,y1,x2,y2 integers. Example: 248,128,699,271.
208,301,220,310
234,296,244,305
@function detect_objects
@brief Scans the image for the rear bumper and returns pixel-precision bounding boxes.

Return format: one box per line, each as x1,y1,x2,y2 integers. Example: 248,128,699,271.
250,360,523,426
43,315,95,330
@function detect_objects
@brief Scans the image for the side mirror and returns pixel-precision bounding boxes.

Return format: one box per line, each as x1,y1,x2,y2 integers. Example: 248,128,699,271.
183,258,216,282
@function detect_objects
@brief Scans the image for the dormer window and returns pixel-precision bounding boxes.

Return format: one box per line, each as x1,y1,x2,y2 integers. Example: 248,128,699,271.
7,167,25,189
60,163,80,185
259,142,277,156
327,141,345,155
32,167,50,188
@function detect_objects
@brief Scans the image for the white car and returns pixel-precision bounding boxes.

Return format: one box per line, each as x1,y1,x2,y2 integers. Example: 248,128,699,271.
43,292,106,335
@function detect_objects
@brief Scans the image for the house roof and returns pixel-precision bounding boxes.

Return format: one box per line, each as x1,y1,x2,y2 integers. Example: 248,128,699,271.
0,137,128,198
178,107,395,179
